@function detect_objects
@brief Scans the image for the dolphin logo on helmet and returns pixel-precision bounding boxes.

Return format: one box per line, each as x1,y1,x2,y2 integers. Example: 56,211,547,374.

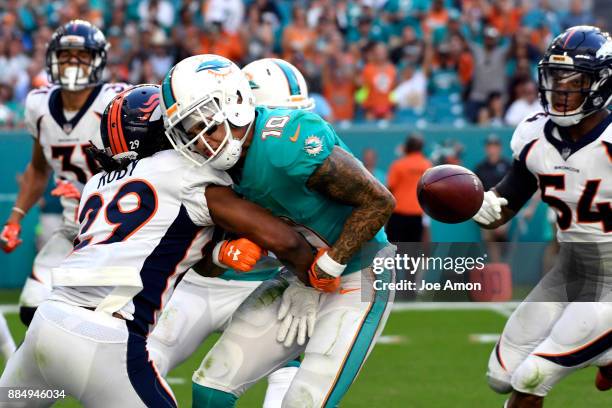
195,59,232,73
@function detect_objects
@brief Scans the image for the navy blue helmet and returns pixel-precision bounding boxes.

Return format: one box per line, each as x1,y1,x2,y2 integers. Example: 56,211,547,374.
46,19,109,91
538,25,612,126
89,85,168,171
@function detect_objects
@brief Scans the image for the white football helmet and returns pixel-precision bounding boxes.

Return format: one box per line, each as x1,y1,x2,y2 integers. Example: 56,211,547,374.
160,54,256,169
242,58,314,110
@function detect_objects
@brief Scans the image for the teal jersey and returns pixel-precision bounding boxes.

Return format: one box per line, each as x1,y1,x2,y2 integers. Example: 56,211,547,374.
234,107,388,274
218,257,282,282
217,267,279,281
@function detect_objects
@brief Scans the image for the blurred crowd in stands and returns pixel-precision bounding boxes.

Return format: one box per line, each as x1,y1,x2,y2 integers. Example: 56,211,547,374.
0,0,601,128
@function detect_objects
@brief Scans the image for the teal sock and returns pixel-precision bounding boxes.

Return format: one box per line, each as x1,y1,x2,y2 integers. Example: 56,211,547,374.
192,382,237,408
285,357,301,369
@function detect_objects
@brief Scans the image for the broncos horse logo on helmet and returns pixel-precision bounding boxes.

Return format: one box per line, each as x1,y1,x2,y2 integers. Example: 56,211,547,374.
88,84,168,172
46,19,109,91
538,25,612,127
137,93,161,121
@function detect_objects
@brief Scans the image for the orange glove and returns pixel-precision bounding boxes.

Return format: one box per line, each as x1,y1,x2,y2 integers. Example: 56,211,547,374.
308,248,343,293
51,179,82,200
1,222,22,253
213,238,265,272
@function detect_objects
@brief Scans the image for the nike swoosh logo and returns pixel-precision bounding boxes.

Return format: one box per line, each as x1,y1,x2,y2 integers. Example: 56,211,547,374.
289,124,300,142
339,288,359,295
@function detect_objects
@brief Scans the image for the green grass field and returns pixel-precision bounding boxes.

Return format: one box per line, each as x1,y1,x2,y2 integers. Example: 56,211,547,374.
0,293,608,407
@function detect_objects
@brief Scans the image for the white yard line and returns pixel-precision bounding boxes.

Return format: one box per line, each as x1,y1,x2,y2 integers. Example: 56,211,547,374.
468,333,501,344
0,302,520,316
0,305,19,314
392,302,520,315
377,335,407,345
1,303,507,349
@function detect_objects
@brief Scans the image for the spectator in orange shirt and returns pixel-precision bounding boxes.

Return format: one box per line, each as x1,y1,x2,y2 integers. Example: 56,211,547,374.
386,134,432,242
486,0,523,37
282,5,316,61
361,42,397,120
422,0,449,37
323,32,356,122
198,22,245,63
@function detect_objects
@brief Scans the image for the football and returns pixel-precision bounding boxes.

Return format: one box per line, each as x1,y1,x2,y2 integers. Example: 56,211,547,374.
417,164,484,223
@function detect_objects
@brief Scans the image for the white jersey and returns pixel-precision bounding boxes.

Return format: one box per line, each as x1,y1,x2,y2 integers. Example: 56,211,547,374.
51,150,232,336
24,83,129,234
511,112,612,242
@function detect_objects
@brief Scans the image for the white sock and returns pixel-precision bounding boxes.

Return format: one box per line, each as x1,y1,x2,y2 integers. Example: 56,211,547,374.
263,366,299,408
0,314,16,360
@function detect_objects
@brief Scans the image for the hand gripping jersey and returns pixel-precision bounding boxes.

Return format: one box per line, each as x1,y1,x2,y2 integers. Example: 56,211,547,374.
51,150,232,336
510,112,612,242
24,83,128,235
234,107,389,273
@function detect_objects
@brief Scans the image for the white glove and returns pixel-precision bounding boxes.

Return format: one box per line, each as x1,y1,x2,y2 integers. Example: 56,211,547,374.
277,280,321,347
473,191,509,225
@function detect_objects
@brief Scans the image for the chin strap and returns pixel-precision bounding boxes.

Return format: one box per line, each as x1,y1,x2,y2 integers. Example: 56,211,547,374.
209,119,255,170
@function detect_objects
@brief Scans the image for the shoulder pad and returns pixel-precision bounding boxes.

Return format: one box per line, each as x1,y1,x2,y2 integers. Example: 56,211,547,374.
510,112,547,160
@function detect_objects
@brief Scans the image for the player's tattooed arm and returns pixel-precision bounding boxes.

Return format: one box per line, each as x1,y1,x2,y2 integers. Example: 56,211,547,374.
306,146,396,264
204,185,314,283
8,139,51,224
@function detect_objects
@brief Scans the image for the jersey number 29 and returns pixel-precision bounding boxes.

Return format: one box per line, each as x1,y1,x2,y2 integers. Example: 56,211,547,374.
74,180,158,250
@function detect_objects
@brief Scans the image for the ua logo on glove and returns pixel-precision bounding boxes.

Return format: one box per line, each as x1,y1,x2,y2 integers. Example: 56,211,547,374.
213,238,265,272
227,247,241,261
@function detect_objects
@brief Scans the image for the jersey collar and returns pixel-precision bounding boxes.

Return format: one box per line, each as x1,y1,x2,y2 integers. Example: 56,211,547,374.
544,114,612,160
49,84,103,135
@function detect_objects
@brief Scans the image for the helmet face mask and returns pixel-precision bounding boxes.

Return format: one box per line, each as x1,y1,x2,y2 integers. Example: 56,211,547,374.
46,20,108,91
539,66,595,125
160,55,256,170
537,26,612,127
55,49,94,90
165,96,234,164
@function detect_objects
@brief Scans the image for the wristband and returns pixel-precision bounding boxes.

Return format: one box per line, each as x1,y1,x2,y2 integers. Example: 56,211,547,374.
212,240,229,269
316,251,346,277
12,207,26,216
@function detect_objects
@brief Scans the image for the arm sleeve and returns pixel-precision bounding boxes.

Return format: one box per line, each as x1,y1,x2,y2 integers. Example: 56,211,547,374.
267,111,338,184
494,114,545,211
494,158,538,213
181,165,233,226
